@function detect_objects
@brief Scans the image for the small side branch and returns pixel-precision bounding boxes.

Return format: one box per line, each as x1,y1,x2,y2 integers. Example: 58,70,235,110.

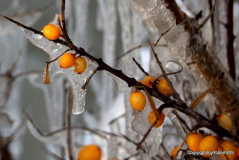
226,0,235,80
67,87,73,160
132,57,149,76
149,42,184,105
199,0,217,29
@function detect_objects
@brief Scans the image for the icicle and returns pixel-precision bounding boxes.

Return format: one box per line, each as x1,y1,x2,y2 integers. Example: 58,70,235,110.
130,97,163,157
23,15,98,114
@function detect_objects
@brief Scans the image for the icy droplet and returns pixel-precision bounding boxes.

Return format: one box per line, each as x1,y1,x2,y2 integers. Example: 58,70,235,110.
22,14,98,115
107,72,132,94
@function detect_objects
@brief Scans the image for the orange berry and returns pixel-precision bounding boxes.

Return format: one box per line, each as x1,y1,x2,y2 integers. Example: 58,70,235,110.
148,111,165,128
74,57,87,74
171,145,179,158
43,24,61,40
156,78,173,96
216,114,232,130
140,76,156,88
59,53,75,69
78,144,102,160
199,136,218,157
129,91,146,111
187,133,203,151
218,141,236,160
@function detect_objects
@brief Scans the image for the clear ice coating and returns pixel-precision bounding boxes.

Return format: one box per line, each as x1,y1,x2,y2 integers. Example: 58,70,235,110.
107,71,132,94
22,14,98,115
130,96,163,157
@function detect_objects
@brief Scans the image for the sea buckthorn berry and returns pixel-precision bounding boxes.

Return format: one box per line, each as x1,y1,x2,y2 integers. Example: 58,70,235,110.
43,24,61,40
171,145,179,158
140,76,156,88
78,144,102,160
74,57,87,74
216,114,232,130
187,133,203,151
148,111,165,128
129,91,146,111
156,78,173,96
59,53,75,69
218,141,236,160
199,136,218,157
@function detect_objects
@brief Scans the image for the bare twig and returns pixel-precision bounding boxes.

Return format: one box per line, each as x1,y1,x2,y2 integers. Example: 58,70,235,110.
154,26,173,46
226,0,235,80
149,42,184,105
173,136,187,160
0,112,13,125
0,1,53,21
172,110,190,133
123,153,139,160
24,111,106,139
96,129,145,152
136,121,155,150
59,0,77,52
67,87,73,160
0,14,68,46
161,144,171,159
8,50,21,74
199,0,217,29
82,68,98,89
132,57,149,76
154,60,183,83
108,112,126,125
46,49,71,64
116,43,167,60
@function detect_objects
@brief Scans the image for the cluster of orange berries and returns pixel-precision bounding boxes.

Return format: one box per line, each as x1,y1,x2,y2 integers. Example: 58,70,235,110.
42,23,87,73
59,53,87,73
77,144,102,160
171,133,239,160
129,76,173,112
170,114,236,159
129,76,172,128
171,113,237,159
140,76,173,96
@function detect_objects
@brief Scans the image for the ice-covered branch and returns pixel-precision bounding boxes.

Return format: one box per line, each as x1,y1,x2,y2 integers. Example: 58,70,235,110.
2,9,239,143
129,0,239,133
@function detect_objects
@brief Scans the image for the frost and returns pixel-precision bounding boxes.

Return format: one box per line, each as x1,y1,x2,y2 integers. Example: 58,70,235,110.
107,72,132,94
23,15,98,115
130,96,163,157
